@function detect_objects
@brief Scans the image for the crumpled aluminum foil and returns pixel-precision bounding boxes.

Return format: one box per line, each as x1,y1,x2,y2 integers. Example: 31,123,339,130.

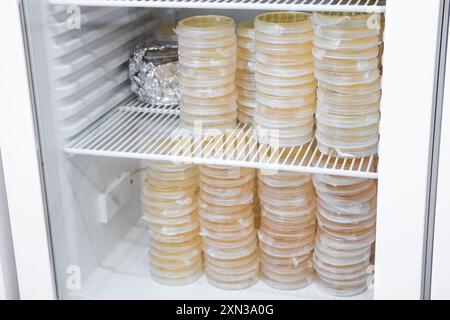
130,41,180,106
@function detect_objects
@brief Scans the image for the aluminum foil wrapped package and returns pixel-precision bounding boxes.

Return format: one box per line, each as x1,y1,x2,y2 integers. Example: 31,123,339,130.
130,41,180,106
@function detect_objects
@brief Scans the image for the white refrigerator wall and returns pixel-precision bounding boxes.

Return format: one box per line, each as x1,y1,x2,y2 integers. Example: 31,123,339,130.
0,0,445,299
0,153,19,300
431,12,450,299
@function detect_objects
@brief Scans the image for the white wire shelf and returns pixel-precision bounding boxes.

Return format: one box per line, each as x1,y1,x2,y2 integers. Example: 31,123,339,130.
49,0,386,13
65,99,378,179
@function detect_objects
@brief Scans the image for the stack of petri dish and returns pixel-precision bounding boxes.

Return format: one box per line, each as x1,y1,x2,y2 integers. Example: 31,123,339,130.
236,21,257,124
253,173,261,228
176,16,238,134
258,171,316,289
141,161,203,285
312,174,377,296
254,12,316,147
312,12,382,158
199,165,259,289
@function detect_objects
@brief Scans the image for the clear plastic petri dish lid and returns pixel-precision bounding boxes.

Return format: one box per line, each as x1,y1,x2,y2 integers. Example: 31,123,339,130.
255,128,315,149
260,201,316,220
202,229,257,249
256,41,313,56
205,263,259,283
179,54,237,68
236,68,255,81
258,228,316,249
200,177,254,198
143,211,195,226
180,63,236,78
237,57,256,72
150,236,201,254
148,218,200,236
200,220,255,241
261,264,314,285
256,91,316,109
150,244,202,264
203,238,258,260
200,165,255,179
313,24,380,40
237,20,255,39
181,90,238,106
316,196,377,220
314,254,371,276
150,253,201,272
259,235,315,257
199,204,253,223
261,258,312,275
312,12,380,29
260,220,316,242
316,183,378,213
200,171,254,188
257,103,316,119
315,69,380,87
206,272,259,290
255,30,313,45
142,182,196,202
205,256,259,277
199,189,253,207
261,272,314,290
259,246,311,266
317,228,376,251
179,73,235,88
176,15,236,38
256,72,316,87
256,51,313,67
259,170,311,186
256,80,317,98
313,175,375,196
314,245,371,267
236,78,256,91
178,44,236,58
181,102,237,117
315,172,370,187
205,248,258,268
145,166,198,181
318,78,381,95
150,227,201,244
238,111,254,124
150,256,203,278
317,202,376,225
315,276,368,297
237,96,257,109
177,34,237,49
261,204,316,224
180,82,236,98
237,47,256,61
237,37,255,51
317,211,376,233
317,87,381,106
255,12,312,36
151,265,203,287
256,61,315,78
313,35,380,51
317,101,379,117
313,46,379,61
313,56,379,73
315,109,380,128
254,110,314,129
316,134,379,158
261,266,314,285
316,123,379,142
